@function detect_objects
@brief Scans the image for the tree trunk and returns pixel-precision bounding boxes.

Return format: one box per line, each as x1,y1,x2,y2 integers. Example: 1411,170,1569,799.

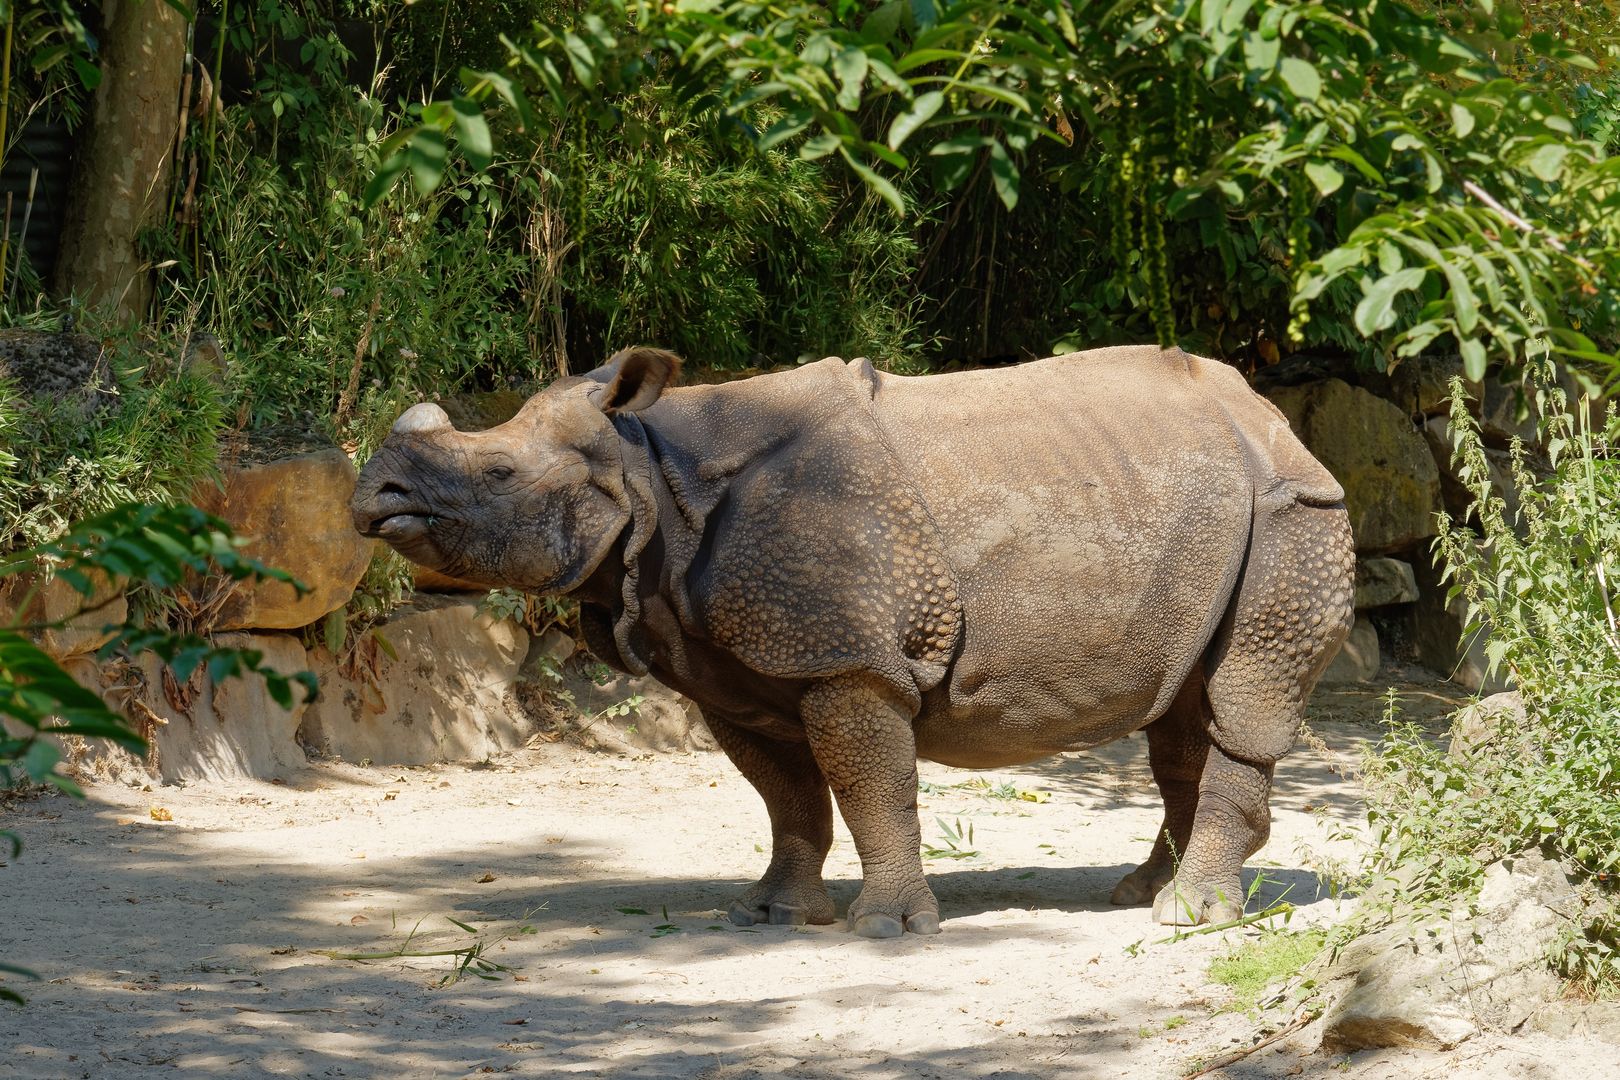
54,0,185,319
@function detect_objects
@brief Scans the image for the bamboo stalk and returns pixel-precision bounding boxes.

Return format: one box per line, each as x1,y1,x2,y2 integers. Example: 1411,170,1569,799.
0,3,14,170
0,4,12,303
1,191,12,303
10,165,34,289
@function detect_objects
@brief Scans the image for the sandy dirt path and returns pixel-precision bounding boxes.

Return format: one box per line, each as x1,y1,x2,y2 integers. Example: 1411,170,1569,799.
2,676,1613,1079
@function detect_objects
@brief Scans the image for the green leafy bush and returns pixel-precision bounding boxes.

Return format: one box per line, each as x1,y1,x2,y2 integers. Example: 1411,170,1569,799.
1361,364,1620,989
562,88,925,369
0,330,225,549
414,0,1620,377
162,96,535,441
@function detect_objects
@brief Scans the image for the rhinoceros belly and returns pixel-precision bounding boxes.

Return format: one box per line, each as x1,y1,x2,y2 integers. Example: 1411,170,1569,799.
874,351,1253,768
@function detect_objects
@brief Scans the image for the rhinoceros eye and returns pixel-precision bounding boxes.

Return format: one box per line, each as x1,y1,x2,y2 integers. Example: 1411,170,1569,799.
485,465,515,481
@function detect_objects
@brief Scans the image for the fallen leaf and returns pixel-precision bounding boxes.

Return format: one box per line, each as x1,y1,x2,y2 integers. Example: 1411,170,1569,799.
383,791,399,801
349,915,369,925
149,807,173,822
503,1018,530,1026
350,852,366,859
476,872,497,883
506,798,523,806
1018,790,1050,804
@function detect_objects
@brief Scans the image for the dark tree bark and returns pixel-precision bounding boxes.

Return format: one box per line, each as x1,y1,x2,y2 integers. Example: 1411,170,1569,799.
54,0,186,319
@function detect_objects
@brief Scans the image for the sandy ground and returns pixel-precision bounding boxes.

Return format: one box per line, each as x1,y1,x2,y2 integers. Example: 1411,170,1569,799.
3,672,1615,1080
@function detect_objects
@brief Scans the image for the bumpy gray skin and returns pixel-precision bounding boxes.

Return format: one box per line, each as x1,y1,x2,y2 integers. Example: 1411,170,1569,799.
351,346,1355,937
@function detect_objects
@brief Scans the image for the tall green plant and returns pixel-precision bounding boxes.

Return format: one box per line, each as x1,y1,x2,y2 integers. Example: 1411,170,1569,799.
160,96,535,439
1362,368,1620,989
560,87,924,368
0,329,225,549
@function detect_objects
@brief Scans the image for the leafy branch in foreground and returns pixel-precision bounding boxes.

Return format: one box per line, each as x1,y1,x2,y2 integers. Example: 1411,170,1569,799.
1,502,318,789
1,501,316,1005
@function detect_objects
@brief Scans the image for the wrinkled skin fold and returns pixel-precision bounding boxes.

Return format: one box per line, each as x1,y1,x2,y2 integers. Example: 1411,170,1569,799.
351,345,1356,937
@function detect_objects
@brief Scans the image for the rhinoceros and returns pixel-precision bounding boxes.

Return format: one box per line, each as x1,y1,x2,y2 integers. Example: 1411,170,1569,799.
351,345,1354,937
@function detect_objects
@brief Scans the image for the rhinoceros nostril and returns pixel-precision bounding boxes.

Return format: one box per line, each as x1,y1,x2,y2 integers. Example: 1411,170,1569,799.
379,481,412,497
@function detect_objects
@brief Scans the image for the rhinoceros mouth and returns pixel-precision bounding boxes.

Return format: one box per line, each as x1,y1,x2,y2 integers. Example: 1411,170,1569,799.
366,511,443,542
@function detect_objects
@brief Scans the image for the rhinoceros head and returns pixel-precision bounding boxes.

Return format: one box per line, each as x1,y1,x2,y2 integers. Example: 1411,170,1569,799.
350,347,680,592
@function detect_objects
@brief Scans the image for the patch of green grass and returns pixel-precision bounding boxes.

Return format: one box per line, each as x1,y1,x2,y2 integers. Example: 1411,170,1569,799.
1208,929,1326,1012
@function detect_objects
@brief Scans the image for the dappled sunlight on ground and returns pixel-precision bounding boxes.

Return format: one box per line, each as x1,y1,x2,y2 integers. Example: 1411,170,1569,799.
3,671,1607,1079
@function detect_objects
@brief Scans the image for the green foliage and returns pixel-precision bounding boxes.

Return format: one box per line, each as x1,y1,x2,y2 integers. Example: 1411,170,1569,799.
0,501,315,1004
0,328,226,549
413,0,1620,373
1209,928,1327,1013
561,87,925,368
161,96,535,440
1361,365,1620,990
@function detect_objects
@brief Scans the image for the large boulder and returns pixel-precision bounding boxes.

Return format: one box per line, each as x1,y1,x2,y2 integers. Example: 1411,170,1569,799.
191,446,374,631
1316,852,1579,1051
1319,614,1380,684
1265,378,1440,554
1354,557,1418,610
0,570,127,659
298,598,530,765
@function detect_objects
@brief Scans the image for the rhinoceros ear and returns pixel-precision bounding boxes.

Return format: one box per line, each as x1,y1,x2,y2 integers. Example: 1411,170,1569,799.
592,347,682,414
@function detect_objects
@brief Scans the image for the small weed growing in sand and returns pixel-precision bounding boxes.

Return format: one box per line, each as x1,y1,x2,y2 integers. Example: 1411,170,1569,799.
922,818,978,860
1208,928,1327,1013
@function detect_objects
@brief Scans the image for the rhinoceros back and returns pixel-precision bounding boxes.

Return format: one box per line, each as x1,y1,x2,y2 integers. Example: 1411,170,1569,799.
865,346,1327,764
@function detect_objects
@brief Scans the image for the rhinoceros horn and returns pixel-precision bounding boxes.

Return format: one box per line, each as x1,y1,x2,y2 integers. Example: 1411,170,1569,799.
391,402,452,435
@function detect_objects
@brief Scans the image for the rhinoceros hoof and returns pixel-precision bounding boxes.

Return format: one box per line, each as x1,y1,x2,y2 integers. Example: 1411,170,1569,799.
1151,880,1243,926
851,910,941,938
1109,864,1173,907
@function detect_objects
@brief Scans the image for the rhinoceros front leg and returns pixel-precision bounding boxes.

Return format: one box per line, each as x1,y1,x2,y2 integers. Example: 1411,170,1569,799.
706,713,837,927
800,675,939,939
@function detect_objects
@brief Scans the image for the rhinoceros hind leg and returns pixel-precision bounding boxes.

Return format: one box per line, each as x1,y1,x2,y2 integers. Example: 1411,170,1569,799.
801,675,940,938
705,714,838,927
1111,674,1208,906
1150,742,1271,926
1151,500,1353,926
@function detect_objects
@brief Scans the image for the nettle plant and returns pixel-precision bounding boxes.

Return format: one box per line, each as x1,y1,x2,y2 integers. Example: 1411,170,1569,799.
381,0,1620,376
1362,364,1620,989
